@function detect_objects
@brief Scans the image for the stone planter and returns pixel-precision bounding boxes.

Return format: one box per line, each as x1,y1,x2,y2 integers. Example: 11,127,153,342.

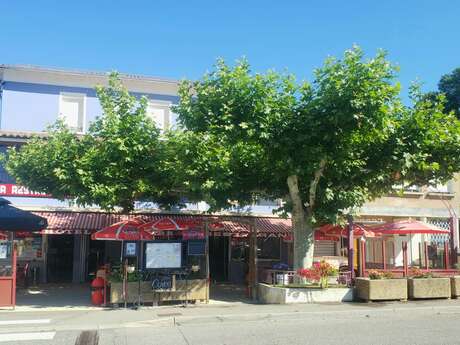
257,283,353,304
110,279,208,304
450,276,460,298
110,281,153,304
408,277,451,299
355,278,407,301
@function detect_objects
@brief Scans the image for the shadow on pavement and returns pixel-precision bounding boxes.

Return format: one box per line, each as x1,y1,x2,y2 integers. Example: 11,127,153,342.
15,283,92,309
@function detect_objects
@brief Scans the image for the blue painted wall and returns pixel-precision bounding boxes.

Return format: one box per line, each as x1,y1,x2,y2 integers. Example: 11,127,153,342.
1,81,179,132
0,80,276,214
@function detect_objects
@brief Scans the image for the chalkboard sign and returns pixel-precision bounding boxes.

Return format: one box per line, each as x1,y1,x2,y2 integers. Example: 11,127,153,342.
151,275,173,291
187,240,206,256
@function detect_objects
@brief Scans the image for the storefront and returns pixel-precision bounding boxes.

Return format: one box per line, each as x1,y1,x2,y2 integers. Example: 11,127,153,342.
19,211,293,288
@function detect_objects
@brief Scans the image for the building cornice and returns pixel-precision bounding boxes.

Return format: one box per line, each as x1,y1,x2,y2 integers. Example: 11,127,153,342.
0,64,180,96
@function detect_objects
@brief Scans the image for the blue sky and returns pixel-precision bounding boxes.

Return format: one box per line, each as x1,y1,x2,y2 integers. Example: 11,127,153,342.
2,1,459,99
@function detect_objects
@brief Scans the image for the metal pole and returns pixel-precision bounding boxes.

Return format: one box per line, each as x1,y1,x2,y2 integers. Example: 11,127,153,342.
359,239,366,277
12,243,17,310
444,241,449,269
205,220,210,303
123,258,128,308
251,219,258,300
424,241,429,269
450,216,458,266
382,239,386,270
347,215,354,277
372,240,375,265
402,241,408,277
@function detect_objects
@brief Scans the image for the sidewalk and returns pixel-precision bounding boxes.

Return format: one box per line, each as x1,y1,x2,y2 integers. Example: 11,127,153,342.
10,283,96,312
2,282,251,312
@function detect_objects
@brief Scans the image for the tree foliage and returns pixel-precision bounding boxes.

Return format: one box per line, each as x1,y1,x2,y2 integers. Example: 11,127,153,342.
174,47,460,268
4,73,186,212
438,67,460,116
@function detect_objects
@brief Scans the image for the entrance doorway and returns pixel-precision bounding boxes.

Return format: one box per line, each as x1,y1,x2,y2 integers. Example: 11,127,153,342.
47,235,74,283
87,239,105,280
209,236,229,282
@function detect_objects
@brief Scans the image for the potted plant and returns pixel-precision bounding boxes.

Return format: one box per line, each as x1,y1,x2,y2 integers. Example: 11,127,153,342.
108,267,151,304
355,270,407,302
297,261,338,288
408,268,451,299
258,260,353,304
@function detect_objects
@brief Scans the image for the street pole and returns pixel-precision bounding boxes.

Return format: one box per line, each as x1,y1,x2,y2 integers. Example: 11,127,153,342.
347,215,354,278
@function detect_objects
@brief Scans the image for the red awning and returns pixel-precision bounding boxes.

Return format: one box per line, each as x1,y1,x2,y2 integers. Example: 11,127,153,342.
370,220,450,235
31,212,292,238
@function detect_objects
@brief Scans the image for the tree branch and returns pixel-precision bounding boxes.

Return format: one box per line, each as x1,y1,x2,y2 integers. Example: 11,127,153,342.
308,158,327,211
287,175,304,215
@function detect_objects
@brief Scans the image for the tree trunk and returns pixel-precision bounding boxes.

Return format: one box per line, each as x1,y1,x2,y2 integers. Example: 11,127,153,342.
287,175,315,270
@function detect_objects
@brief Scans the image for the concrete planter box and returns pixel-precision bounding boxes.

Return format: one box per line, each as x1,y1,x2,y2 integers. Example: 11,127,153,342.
450,276,460,298
408,278,451,299
110,279,208,304
355,278,407,301
257,283,353,304
110,282,152,304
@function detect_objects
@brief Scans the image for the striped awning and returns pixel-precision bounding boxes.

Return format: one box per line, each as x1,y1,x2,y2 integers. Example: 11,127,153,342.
31,211,292,238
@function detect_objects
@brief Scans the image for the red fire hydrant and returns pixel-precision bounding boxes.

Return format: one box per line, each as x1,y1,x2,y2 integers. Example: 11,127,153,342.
91,277,106,306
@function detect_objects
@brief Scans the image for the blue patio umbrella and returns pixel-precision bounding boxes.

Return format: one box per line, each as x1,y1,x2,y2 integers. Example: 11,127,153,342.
0,198,47,232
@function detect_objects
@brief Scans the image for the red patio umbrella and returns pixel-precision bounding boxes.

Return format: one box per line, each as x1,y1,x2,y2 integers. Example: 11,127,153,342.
91,218,153,241
370,220,450,235
140,217,190,232
316,223,378,238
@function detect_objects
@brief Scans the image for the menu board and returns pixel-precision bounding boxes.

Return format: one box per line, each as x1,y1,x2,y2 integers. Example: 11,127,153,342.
145,242,182,269
0,243,8,259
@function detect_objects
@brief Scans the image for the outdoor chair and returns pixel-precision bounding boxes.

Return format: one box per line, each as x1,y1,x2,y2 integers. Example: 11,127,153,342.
16,262,29,288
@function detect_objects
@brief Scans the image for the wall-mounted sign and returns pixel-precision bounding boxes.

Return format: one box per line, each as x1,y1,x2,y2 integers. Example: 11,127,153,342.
0,243,8,259
124,242,138,257
183,229,205,240
314,231,338,242
187,240,206,256
145,241,182,269
0,184,51,198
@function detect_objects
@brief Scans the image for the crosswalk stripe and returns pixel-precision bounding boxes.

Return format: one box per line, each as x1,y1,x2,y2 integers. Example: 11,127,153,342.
0,319,51,326
0,331,56,342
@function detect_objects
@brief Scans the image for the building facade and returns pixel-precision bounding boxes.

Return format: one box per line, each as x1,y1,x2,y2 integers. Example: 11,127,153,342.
0,64,458,286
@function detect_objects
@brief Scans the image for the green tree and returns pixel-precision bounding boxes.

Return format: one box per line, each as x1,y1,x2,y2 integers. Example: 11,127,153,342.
439,68,460,116
4,73,185,212
174,47,460,269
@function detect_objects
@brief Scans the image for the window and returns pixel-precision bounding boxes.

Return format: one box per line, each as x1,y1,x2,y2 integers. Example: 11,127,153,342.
257,237,281,260
255,198,281,207
392,184,421,193
59,93,85,132
147,101,171,131
427,183,450,193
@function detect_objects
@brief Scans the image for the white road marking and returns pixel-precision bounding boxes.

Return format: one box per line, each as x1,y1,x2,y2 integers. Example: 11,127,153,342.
0,319,51,325
0,331,55,342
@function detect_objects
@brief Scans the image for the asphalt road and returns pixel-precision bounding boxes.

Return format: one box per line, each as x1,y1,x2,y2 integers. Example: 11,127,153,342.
1,301,460,344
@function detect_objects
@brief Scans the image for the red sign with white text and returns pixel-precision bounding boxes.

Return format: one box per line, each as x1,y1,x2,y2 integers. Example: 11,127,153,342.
0,184,51,198
182,230,205,240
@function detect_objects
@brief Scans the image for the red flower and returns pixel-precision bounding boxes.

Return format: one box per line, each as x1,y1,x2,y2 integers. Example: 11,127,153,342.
297,260,337,283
